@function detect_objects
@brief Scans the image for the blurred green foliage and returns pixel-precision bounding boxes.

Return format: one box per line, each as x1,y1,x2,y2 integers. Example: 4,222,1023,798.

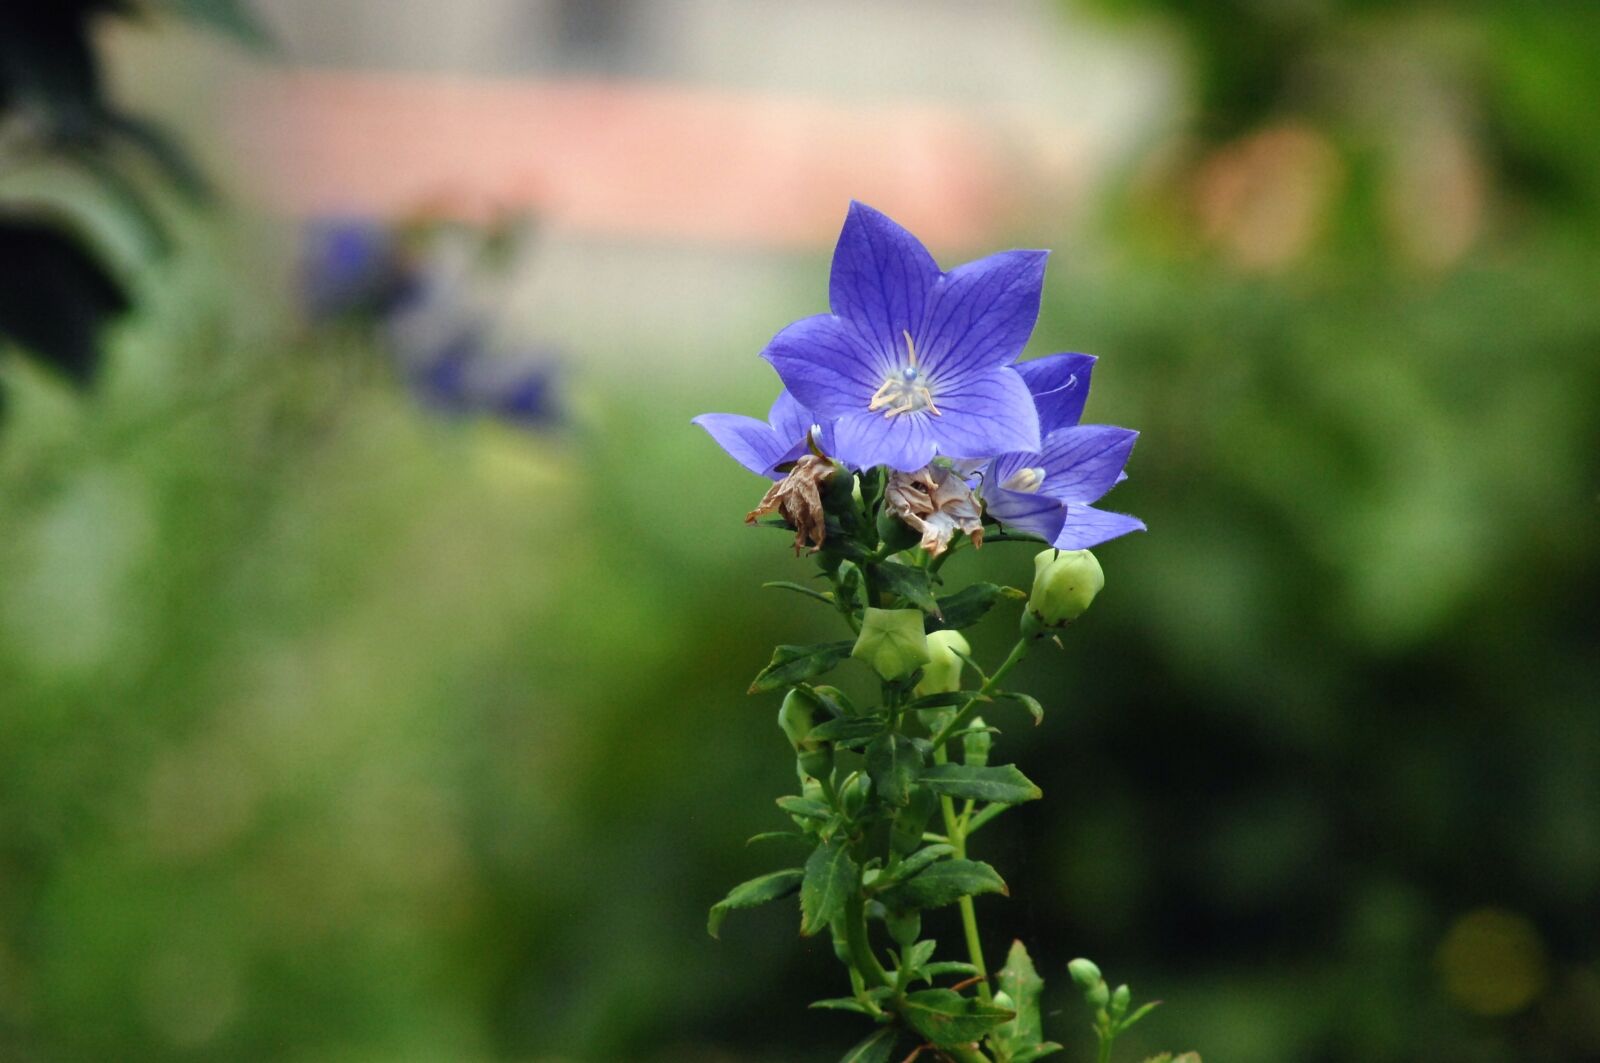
1,3,1598,1063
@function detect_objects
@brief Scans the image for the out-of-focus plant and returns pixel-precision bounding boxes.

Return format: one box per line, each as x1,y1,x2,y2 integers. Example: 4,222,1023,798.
0,0,264,394
696,202,1194,1062
299,215,562,432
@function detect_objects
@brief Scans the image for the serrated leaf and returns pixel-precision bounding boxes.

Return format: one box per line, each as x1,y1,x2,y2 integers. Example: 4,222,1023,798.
838,1026,899,1063
776,796,831,820
707,868,803,938
992,940,1045,1057
995,690,1045,725
801,837,859,936
866,732,921,807
920,764,1042,804
875,561,942,616
900,988,1015,1046
927,583,1024,631
876,843,955,888
749,641,855,694
878,859,1007,911
809,715,887,744
763,580,835,606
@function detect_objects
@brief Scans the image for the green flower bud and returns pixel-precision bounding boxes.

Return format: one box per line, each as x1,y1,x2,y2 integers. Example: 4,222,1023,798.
991,990,1015,1014
1088,981,1110,1009
778,688,820,751
914,629,970,697
884,908,921,947
1025,549,1104,633
1068,957,1103,990
852,607,931,682
1111,983,1131,1018
962,715,991,767
840,771,872,818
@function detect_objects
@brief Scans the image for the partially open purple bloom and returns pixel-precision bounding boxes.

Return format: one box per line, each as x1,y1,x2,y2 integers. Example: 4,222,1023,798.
299,218,422,322
760,202,1044,472
982,352,1145,550
693,392,833,480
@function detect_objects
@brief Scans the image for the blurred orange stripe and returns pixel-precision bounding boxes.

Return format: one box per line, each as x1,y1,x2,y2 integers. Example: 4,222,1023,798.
232,69,1019,250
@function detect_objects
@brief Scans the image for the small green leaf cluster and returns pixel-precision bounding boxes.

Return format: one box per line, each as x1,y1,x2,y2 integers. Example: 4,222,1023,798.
712,463,1125,1062
1067,959,1193,1063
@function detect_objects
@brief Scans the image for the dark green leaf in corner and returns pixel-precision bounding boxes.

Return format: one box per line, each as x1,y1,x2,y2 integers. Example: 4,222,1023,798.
838,1026,898,1063
749,641,855,694
901,988,1016,1046
800,837,859,936
920,763,1042,804
707,868,803,938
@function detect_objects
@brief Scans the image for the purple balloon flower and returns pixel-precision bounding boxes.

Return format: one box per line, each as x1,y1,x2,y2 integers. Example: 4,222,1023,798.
759,202,1044,472
693,391,834,480
982,352,1146,550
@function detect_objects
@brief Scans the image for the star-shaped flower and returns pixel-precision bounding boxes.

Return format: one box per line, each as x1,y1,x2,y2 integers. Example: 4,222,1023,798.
981,352,1146,550
693,391,833,480
760,202,1045,472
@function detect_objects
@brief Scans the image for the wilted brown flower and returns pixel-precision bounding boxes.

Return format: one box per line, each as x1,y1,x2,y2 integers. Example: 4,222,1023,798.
884,465,984,557
745,455,836,554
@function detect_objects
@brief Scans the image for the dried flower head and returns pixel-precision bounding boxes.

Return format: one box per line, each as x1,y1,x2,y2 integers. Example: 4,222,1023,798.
884,464,984,556
745,454,837,554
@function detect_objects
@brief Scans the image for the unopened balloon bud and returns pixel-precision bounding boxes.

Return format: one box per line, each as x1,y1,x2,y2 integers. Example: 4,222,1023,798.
1111,983,1131,1018
778,689,821,751
1024,549,1103,635
890,787,938,855
852,608,930,682
1068,958,1103,991
840,772,872,818
915,629,970,697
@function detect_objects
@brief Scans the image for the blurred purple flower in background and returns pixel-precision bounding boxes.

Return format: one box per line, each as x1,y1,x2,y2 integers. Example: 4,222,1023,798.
298,215,561,432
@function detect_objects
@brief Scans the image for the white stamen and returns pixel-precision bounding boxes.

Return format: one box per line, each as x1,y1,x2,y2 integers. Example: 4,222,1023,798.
1002,466,1047,493
867,330,940,418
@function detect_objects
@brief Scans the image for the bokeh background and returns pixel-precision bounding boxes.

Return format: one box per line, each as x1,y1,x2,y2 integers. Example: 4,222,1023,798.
2,2,1598,1061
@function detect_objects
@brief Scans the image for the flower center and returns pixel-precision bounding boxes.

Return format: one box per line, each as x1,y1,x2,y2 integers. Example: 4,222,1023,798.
1001,466,1046,493
868,331,941,418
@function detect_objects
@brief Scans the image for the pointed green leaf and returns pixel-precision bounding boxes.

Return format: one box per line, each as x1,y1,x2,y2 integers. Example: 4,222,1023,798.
750,641,855,694
921,960,981,980
1012,1044,1065,1062
809,997,876,1014
866,732,921,807
707,868,804,938
1120,1000,1163,1031
965,803,1010,834
878,859,1007,911
746,831,807,847
810,715,888,744
903,691,973,712
763,580,836,606
995,690,1045,725
838,1026,899,1063
875,561,942,615
875,843,955,888
920,764,1042,804
900,988,1015,1046
927,583,1025,631
776,795,831,820
992,940,1045,1056
801,837,859,936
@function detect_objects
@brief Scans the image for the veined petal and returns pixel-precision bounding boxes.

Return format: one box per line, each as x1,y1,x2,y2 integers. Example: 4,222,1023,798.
1016,352,1096,434
983,485,1065,543
829,201,942,365
691,413,788,479
1053,504,1146,550
925,366,1040,460
768,390,817,447
918,249,1048,383
1037,425,1138,503
831,410,941,472
761,313,881,418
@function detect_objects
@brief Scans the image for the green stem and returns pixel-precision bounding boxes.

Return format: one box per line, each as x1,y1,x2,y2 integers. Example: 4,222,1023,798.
934,741,991,1004
929,637,1032,752
1097,1033,1114,1063
843,893,889,989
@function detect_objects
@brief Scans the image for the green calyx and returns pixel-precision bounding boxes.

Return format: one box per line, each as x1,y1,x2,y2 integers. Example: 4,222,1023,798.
915,629,971,697
852,607,931,681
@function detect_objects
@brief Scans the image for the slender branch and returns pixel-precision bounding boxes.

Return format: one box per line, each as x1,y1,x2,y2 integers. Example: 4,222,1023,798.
929,638,1032,752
